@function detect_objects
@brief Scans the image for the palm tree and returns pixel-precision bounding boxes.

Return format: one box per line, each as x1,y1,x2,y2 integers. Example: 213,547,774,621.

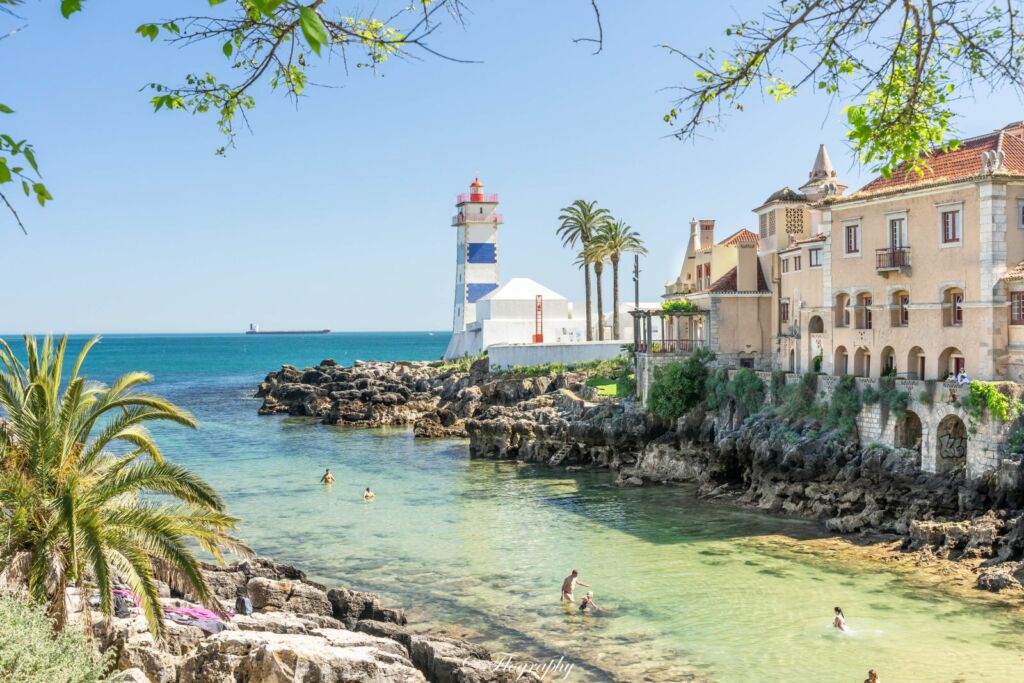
584,239,611,340
593,219,647,340
557,200,611,341
0,335,249,637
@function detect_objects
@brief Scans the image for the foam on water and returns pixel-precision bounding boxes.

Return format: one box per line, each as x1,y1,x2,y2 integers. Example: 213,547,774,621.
13,334,1024,682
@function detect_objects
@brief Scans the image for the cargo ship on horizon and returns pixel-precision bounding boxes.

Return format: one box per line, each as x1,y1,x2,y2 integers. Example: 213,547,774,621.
245,323,330,335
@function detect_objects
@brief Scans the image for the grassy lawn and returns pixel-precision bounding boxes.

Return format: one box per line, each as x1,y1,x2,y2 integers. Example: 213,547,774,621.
586,375,633,398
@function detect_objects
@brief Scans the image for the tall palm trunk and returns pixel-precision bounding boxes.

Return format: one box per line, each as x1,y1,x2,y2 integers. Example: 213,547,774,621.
584,264,593,341
611,255,620,340
594,261,605,341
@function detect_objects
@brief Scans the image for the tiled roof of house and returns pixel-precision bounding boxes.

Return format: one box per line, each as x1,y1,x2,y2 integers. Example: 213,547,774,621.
854,122,1024,196
718,228,759,247
1004,260,1024,282
705,260,771,294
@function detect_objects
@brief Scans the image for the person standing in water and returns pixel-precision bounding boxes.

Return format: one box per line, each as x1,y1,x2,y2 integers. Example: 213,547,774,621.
320,469,335,484
578,591,600,612
560,570,590,603
363,487,375,501
864,669,880,683
832,606,847,632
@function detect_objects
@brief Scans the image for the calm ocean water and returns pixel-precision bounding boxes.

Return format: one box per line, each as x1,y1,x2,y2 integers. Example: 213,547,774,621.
5,333,1024,682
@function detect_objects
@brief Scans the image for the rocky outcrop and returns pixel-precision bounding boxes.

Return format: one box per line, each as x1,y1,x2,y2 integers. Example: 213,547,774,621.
465,392,1024,593
95,556,520,683
256,358,595,439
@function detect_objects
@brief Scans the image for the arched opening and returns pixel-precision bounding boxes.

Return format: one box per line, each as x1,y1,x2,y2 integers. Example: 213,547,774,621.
853,347,871,377
880,346,896,377
907,346,926,380
808,315,825,333
788,349,796,372
890,290,910,327
895,410,923,465
935,414,967,473
855,292,873,330
942,287,964,327
835,294,850,328
834,346,849,376
938,347,965,380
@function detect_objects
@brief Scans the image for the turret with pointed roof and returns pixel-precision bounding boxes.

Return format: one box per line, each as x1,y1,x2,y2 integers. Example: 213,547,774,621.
800,144,847,200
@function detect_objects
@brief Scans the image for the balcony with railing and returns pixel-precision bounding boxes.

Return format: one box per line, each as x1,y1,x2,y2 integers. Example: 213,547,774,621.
456,192,499,204
876,247,910,272
635,339,707,355
452,213,504,226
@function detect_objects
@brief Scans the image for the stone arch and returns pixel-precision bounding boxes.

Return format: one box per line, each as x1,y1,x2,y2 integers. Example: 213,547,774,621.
935,414,967,473
889,289,910,327
941,286,965,327
835,293,851,328
938,347,964,380
855,292,873,330
788,348,796,372
907,346,926,380
853,346,871,377
880,346,897,376
895,410,923,465
808,315,824,333
834,345,849,376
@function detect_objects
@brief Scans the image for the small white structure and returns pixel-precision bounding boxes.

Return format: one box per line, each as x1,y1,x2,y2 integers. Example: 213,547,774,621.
444,278,586,359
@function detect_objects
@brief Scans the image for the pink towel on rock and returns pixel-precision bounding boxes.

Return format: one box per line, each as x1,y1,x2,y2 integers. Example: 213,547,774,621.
164,606,233,621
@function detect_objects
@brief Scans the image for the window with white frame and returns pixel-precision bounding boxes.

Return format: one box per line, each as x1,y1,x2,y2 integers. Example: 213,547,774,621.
809,248,822,267
844,223,860,254
939,204,962,245
781,258,789,273
794,255,802,271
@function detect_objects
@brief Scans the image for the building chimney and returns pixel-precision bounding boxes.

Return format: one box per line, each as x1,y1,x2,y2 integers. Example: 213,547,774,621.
736,244,758,292
699,219,715,250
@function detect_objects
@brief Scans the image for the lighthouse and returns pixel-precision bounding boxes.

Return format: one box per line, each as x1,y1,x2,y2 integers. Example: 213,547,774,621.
450,177,503,332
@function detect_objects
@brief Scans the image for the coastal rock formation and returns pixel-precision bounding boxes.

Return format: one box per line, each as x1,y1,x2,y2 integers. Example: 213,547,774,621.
464,391,1024,593
95,556,523,683
256,358,593,439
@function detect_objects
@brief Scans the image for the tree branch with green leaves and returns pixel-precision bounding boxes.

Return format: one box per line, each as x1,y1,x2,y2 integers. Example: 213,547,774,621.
661,0,1024,177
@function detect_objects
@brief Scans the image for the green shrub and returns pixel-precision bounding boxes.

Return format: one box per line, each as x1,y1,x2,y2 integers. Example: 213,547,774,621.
646,347,716,419
812,353,823,373
778,372,818,420
1008,427,1024,454
887,388,910,418
704,368,730,411
660,299,700,313
0,592,109,683
861,386,881,405
917,389,933,406
963,380,1017,423
824,375,861,438
770,370,787,405
730,368,766,415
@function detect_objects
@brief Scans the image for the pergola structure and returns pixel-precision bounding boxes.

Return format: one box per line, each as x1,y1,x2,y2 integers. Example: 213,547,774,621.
630,308,708,354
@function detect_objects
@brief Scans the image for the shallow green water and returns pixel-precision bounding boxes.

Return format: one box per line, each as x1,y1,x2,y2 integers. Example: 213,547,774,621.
20,335,1024,682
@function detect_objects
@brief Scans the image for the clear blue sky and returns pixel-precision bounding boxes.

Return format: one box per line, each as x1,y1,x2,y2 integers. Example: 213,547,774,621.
1,1,1019,333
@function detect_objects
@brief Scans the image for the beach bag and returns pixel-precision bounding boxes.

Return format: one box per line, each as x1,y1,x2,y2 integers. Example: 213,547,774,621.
114,593,132,618
235,596,253,616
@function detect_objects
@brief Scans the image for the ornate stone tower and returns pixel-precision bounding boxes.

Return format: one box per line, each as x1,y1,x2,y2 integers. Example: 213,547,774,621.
450,178,502,331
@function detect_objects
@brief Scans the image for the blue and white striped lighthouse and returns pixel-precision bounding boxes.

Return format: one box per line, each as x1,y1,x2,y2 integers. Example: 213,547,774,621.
450,177,502,331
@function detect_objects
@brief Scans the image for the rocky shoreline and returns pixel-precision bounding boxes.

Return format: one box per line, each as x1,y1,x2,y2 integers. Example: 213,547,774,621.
95,556,541,682
257,358,1024,596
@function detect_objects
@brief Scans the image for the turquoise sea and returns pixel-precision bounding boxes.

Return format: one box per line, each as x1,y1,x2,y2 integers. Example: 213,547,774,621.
7,333,1024,682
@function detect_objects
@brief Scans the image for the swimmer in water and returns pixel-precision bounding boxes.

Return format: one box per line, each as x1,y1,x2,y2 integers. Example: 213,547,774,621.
864,670,879,683
832,606,847,632
320,469,335,484
560,570,590,603
578,591,600,612
363,487,375,501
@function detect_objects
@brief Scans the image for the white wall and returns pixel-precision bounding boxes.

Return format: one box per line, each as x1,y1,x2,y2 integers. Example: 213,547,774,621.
488,341,626,369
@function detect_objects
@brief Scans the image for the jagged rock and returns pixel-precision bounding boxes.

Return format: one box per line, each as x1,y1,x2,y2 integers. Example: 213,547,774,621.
233,610,345,634
176,628,425,683
108,668,150,683
247,577,332,616
328,587,407,626
977,561,1024,592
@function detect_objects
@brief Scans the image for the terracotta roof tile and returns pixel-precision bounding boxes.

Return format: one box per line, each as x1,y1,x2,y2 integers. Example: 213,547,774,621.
856,123,1024,195
718,228,760,247
704,260,770,294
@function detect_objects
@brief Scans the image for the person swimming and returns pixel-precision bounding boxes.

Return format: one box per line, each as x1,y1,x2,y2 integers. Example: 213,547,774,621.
832,606,847,632
864,669,880,683
560,570,590,603
320,469,335,484
363,487,375,501
578,591,600,612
